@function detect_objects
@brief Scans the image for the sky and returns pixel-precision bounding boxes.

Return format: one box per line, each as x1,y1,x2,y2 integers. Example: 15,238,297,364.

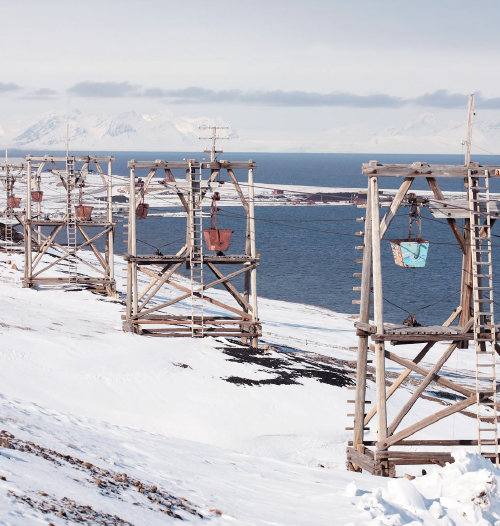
1,0,500,150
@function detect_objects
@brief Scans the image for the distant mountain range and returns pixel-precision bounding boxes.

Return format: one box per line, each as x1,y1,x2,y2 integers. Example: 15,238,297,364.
1,109,500,154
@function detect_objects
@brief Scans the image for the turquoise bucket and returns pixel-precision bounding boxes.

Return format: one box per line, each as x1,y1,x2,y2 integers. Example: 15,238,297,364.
389,239,429,268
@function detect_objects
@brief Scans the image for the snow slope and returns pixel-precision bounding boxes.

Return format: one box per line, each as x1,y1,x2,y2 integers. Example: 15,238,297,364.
0,250,499,525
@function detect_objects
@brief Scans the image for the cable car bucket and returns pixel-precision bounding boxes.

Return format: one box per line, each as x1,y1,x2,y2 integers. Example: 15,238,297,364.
74,181,93,221
389,194,429,268
203,192,233,252
135,178,149,219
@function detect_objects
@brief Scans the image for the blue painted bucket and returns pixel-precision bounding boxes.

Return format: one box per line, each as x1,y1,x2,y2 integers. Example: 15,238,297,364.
389,239,429,268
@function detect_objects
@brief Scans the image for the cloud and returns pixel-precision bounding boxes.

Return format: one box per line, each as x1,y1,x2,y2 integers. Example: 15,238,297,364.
23,88,58,100
65,83,500,110
0,82,22,93
67,81,139,98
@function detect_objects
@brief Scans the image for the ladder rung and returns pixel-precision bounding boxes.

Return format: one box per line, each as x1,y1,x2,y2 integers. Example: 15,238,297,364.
473,274,492,278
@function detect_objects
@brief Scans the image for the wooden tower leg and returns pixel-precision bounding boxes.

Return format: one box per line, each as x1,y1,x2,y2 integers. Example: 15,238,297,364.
24,160,33,287
106,159,115,296
353,181,373,457
242,218,251,345
370,176,388,446
248,165,258,348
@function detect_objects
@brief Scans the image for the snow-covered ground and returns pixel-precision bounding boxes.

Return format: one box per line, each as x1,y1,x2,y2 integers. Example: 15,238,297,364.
0,248,500,525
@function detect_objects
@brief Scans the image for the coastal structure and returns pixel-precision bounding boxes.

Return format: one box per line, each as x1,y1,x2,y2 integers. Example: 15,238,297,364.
347,95,500,475
22,154,116,295
122,152,261,345
0,159,27,253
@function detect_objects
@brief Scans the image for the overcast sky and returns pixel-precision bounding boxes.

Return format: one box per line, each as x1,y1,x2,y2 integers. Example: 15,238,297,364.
2,0,500,142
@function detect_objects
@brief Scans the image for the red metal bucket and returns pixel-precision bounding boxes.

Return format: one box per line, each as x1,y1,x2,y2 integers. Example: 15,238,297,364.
75,205,93,221
31,191,43,203
7,197,21,208
136,203,149,219
203,229,233,252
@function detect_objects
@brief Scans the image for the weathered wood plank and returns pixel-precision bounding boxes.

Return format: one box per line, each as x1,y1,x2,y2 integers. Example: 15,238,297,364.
363,162,500,178
377,395,477,450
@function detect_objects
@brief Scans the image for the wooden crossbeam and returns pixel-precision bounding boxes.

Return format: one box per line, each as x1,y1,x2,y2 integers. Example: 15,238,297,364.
363,162,500,178
426,178,466,254
385,350,474,398
377,395,477,450
205,262,253,312
164,169,189,213
227,169,249,213
380,177,413,238
364,306,462,426
137,263,182,312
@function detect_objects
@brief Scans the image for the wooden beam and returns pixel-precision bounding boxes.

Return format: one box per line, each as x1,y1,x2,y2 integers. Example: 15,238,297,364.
377,395,477,450
364,306,462,426
206,262,252,312
137,263,183,312
385,350,474,398
371,176,388,443
227,169,249,214
164,169,190,213
127,161,257,170
363,162,500,178
354,181,373,451
380,177,414,238
426,178,467,254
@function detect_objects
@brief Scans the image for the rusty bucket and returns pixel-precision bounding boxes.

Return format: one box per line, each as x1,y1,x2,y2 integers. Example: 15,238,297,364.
31,191,43,203
75,205,93,221
136,203,149,219
203,229,233,252
7,197,21,208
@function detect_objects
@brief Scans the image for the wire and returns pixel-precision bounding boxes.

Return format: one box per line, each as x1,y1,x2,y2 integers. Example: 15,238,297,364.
384,290,460,316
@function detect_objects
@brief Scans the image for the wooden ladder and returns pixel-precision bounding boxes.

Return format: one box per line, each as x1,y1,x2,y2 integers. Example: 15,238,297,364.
189,162,205,337
469,170,499,466
66,157,78,285
4,165,14,253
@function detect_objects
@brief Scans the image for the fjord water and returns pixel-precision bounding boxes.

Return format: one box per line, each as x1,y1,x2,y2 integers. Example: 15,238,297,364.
15,150,500,325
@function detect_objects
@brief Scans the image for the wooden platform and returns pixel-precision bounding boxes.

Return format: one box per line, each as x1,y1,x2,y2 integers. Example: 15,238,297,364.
355,321,475,342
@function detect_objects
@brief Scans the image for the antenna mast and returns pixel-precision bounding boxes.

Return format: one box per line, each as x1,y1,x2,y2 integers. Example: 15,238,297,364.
198,125,229,161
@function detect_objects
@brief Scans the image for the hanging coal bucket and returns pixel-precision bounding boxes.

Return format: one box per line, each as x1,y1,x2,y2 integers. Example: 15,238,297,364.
75,205,93,221
31,191,43,203
8,197,21,208
203,192,233,252
136,203,149,219
389,239,429,268
204,229,233,252
389,193,429,268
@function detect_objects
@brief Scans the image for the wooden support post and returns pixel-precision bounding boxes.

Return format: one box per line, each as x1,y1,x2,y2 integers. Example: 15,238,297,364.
354,181,372,453
24,159,32,286
106,159,115,295
248,163,258,347
459,170,473,337
371,176,388,444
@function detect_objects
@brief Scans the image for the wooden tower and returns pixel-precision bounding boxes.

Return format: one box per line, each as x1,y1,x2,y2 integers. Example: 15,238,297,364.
22,154,116,295
122,156,261,345
0,161,26,253
347,95,500,475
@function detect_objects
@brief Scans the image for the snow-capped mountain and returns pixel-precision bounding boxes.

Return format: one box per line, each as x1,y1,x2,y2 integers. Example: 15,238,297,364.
3,109,500,154
7,109,233,151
